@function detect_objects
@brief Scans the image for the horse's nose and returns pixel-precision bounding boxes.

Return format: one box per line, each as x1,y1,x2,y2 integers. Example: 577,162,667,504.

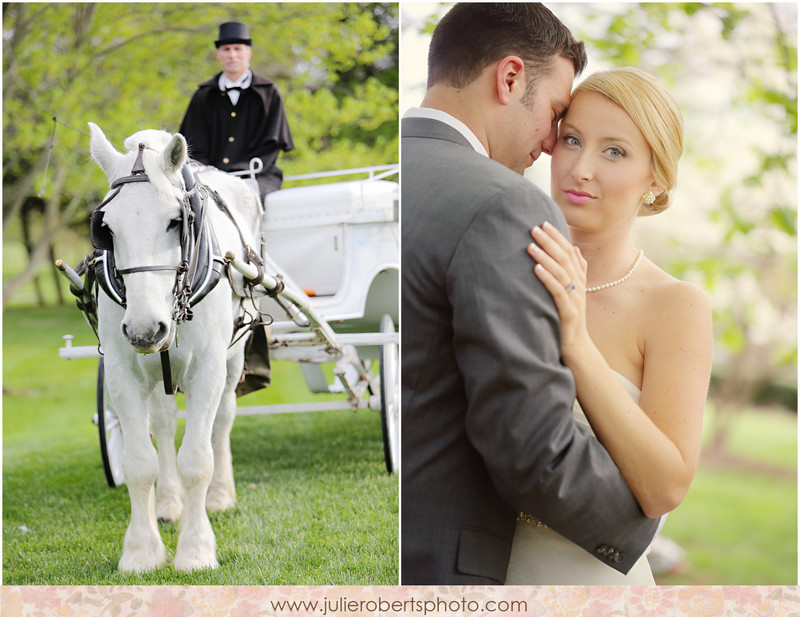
121,320,171,353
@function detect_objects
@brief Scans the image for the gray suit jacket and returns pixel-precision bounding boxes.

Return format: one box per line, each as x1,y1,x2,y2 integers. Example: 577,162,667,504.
400,116,659,584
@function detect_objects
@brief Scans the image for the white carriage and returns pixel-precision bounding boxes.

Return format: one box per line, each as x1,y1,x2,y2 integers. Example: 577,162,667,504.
57,163,399,486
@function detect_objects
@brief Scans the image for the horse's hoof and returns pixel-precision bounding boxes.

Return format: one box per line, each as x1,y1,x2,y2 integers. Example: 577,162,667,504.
118,547,167,573
119,533,168,573
173,553,220,572
206,488,236,513
156,499,183,523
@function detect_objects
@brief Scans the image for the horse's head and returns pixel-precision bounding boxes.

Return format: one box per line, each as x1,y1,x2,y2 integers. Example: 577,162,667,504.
89,122,189,354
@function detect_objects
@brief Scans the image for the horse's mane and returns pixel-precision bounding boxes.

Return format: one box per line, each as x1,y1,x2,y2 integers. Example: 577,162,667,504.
121,129,184,202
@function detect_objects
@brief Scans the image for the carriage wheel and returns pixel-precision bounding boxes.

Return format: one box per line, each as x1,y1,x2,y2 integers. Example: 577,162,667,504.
379,314,399,474
96,357,125,487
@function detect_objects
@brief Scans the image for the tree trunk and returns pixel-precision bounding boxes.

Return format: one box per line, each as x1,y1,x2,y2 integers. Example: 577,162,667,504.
3,166,68,308
50,243,65,305
19,202,45,306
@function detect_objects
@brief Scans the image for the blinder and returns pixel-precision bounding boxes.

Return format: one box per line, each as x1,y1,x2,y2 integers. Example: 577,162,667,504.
90,205,115,252
89,143,224,316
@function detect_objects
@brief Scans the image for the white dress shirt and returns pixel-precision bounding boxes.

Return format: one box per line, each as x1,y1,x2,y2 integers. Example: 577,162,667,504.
218,69,252,106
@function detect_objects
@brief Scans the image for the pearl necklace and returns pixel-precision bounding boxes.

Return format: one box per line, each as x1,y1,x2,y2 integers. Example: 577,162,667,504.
586,249,644,293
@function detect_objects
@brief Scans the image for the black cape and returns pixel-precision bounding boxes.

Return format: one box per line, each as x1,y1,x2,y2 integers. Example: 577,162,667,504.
179,71,294,195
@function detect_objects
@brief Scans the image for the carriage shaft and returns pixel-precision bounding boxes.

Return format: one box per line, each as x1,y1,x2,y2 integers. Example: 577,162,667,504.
225,251,340,351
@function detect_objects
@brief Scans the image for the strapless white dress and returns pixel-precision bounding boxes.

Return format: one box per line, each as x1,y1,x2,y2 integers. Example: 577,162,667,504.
505,371,657,585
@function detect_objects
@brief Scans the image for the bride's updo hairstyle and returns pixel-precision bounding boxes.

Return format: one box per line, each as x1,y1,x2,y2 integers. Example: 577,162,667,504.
573,67,684,215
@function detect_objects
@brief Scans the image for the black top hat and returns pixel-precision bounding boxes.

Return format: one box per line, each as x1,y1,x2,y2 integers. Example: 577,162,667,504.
215,22,252,48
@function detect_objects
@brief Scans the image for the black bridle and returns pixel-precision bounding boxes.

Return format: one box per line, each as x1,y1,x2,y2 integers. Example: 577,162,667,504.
90,144,222,322
89,143,224,393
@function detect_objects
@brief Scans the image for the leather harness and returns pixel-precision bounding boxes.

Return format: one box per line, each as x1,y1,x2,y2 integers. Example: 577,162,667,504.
81,144,268,395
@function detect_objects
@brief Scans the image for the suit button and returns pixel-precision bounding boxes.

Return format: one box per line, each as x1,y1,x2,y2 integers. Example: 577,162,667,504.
595,545,609,556
231,112,236,118
614,553,624,563
222,157,230,164
228,136,235,142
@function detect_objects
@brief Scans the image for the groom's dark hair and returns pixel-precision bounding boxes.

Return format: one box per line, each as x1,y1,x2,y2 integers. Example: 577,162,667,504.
427,3,587,94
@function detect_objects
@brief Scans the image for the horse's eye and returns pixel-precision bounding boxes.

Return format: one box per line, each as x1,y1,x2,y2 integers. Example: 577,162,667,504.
167,218,182,233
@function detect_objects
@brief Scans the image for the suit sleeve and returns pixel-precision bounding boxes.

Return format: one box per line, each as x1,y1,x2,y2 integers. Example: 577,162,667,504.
448,183,659,573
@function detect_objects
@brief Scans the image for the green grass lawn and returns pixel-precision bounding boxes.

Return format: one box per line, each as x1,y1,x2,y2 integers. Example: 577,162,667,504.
3,305,796,585
655,407,797,585
3,305,398,584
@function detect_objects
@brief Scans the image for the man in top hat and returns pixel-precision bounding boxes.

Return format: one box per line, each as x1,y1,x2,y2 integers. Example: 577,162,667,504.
181,22,292,396
179,21,294,200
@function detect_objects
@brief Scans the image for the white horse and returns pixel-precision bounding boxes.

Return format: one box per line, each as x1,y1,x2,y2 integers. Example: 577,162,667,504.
88,123,262,572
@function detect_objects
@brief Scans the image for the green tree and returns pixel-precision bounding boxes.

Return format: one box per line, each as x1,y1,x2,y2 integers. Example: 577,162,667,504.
3,2,398,306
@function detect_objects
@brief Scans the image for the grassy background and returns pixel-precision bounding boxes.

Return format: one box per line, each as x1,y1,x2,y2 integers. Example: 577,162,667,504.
3,302,796,585
3,306,398,584
654,407,797,585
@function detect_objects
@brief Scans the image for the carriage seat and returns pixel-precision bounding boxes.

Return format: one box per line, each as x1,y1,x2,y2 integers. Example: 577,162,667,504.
262,179,397,300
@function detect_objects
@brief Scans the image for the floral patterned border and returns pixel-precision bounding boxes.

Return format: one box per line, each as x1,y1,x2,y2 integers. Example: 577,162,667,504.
2,585,800,616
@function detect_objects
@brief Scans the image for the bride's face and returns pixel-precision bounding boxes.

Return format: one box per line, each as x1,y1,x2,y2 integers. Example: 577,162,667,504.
550,90,659,234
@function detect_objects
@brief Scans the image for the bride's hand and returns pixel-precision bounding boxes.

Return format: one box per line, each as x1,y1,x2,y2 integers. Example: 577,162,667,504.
527,222,590,360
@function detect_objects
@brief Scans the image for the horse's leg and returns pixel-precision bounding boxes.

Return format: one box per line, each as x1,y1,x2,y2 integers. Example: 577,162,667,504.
206,344,245,512
111,380,167,573
173,357,225,571
150,392,184,522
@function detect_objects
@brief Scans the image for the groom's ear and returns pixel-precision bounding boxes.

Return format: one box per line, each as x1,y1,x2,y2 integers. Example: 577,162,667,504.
495,55,526,105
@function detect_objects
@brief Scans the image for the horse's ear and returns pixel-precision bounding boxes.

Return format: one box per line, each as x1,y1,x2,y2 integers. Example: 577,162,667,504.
88,122,122,179
162,134,187,176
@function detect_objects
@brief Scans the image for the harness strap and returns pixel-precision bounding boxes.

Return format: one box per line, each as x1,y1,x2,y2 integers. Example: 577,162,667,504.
110,146,149,188
266,272,285,297
110,175,149,189
67,255,100,337
160,350,178,395
131,144,146,174
96,186,122,210
209,188,263,266
117,264,182,275
185,187,207,288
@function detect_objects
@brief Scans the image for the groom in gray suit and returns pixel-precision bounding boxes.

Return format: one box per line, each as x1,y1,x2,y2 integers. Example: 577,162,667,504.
401,3,660,584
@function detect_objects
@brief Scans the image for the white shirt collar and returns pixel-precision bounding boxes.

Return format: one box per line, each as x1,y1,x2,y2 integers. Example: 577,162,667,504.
403,107,489,158
219,70,252,105
219,69,252,90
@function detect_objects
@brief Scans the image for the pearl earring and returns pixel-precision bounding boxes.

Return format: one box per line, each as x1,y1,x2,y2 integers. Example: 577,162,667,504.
642,191,656,206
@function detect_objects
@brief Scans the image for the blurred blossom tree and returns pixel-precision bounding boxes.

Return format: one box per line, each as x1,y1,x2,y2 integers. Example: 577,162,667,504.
573,2,797,454
2,2,398,306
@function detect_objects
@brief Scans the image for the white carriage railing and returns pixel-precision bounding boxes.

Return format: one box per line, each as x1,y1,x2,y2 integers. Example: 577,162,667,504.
228,159,398,183
282,164,398,182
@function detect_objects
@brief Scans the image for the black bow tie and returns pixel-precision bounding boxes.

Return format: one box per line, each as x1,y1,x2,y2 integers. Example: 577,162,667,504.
224,86,244,93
